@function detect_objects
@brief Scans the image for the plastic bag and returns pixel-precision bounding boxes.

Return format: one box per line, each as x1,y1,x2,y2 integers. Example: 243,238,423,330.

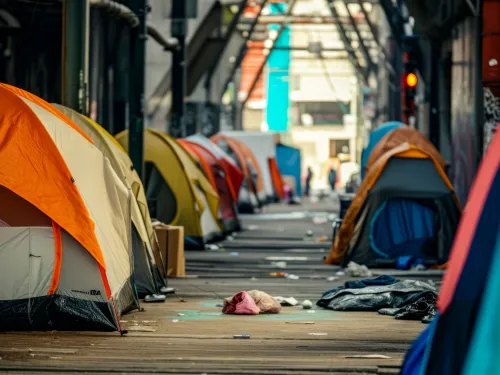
223,291,260,315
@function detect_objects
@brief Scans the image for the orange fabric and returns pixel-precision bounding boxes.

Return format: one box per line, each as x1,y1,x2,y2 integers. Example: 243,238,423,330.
366,126,446,175
99,265,112,299
0,86,104,268
0,83,94,144
268,157,285,198
325,143,459,265
211,134,260,195
48,221,63,295
178,140,217,189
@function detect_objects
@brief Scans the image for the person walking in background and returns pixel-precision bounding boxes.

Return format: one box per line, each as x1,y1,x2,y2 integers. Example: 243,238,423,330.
304,166,313,196
328,166,337,192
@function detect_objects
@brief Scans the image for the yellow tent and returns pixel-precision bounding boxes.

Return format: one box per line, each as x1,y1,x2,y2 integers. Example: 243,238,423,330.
52,104,166,297
116,129,223,249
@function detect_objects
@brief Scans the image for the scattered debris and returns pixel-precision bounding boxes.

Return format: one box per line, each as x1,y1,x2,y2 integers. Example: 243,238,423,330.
307,310,316,314
269,272,286,277
345,261,373,277
335,271,345,276
271,261,287,269
317,235,328,243
411,264,427,271
177,313,185,316
251,277,258,281
49,357,62,360
205,244,220,251
266,256,308,261
227,235,234,241
286,274,300,280
215,303,224,307
275,296,299,306
312,217,327,225
309,332,328,336
248,225,259,231
306,230,314,237
345,354,391,359
141,320,157,324
127,326,157,332
286,321,314,324
172,319,180,323
233,334,251,339
302,300,313,309
230,252,239,256
327,276,339,282
179,298,186,303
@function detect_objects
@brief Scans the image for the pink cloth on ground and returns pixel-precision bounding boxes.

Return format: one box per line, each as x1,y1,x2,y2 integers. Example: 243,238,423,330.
222,291,260,315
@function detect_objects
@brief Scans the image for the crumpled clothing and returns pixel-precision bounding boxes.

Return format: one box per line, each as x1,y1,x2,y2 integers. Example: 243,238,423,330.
317,279,437,312
246,290,282,313
223,291,260,315
223,290,281,315
317,275,398,308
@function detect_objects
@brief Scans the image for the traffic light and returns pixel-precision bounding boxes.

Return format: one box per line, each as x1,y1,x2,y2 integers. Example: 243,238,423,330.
402,51,418,124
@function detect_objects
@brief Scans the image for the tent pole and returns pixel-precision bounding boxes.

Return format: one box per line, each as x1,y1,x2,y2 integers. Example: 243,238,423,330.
128,0,147,181
61,0,90,115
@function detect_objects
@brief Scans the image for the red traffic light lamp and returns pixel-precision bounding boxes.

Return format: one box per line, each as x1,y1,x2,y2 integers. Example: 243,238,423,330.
406,72,418,88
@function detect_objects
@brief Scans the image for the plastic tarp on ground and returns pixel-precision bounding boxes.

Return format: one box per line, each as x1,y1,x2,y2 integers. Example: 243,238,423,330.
276,144,302,196
360,121,404,180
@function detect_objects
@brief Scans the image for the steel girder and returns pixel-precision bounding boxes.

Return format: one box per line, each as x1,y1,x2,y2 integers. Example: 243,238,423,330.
326,0,368,84
242,0,299,107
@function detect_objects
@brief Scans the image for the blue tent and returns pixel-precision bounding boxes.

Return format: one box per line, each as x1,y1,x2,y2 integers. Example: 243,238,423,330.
360,121,405,180
400,130,500,375
276,144,302,196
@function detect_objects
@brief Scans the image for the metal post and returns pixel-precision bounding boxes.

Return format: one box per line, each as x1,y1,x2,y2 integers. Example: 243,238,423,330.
170,1,187,138
62,0,90,115
128,0,147,181
428,41,440,147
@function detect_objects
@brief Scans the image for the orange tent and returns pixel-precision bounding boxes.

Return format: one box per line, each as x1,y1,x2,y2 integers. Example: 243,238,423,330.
325,142,461,267
178,139,241,232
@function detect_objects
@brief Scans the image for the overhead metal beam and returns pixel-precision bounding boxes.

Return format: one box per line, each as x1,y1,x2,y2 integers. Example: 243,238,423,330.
343,1,376,75
325,0,367,83
356,0,394,75
220,0,269,100
238,15,367,25
205,0,247,95
242,0,299,107
378,0,405,46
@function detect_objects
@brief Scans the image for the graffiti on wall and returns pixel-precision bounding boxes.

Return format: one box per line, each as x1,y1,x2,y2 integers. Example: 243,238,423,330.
483,87,500,153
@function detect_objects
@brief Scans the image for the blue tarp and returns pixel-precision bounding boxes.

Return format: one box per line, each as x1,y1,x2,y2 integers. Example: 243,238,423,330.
276,144,302,196
400,315,438,375
370,199,435,259
360,121,405,180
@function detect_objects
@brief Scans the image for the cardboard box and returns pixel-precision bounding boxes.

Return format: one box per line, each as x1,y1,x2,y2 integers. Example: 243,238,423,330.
166,226,185,277
152,224,169,278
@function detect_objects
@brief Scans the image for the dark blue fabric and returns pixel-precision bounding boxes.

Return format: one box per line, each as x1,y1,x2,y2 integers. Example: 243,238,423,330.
360,121,404,180
396,256,425,270
370,199,435,258
317,275,398,307
400,314,439,375
276,144,302,196
425,170,500,375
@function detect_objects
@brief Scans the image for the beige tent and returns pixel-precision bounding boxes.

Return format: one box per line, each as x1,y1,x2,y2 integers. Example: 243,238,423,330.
53,104,167,298
0,84,135,331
